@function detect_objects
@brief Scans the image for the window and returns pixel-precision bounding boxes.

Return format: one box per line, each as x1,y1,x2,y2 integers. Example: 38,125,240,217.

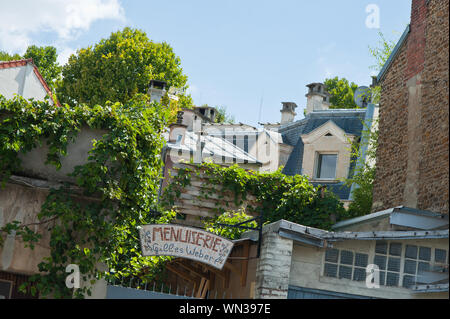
373,241,401,286
0,280,12,299
373,242,447,288
324,248,369,282
315,154,337,179
402,245,438,288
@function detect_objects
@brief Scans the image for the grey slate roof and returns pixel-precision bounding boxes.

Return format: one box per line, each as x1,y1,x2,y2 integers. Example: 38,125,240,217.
279,109,367,200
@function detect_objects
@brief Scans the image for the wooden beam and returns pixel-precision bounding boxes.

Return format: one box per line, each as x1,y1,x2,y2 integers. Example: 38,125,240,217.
224,269,230,289
166,264,195,284
209,272,216,291
224,261,240,276
195,277,210,299
241,240,250,287
192,261,226,281
175,261,207,278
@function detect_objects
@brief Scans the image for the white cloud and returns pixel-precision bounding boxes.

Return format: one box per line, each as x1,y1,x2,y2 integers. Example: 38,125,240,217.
0,0,125,59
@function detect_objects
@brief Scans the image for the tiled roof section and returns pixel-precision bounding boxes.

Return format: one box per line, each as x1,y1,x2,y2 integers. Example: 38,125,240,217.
0,59,31,69
0,58,59,106
280,109,366,199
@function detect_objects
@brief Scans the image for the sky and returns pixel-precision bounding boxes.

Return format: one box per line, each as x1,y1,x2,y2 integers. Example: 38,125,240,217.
0,0,411,127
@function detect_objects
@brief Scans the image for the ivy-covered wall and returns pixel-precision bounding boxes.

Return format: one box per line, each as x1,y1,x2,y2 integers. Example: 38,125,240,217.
0,93,173,298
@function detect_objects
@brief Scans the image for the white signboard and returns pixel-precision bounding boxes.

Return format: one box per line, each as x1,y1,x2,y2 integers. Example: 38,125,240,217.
139,224,234,270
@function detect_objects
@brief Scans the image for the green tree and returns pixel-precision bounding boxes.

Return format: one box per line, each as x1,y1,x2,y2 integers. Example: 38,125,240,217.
0,51,21,61
368,31,397,104
342,119,378,217
23,45,62,90
214,106,235,124
368,31,397,73
324,77,359,108
56,27,188,108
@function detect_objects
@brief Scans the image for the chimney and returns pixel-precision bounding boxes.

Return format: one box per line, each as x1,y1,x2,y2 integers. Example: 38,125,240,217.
405,0,428,80
169,111,187,144
195,105,217,123
305,83,330,115
148,79,167,103
280,102,297,124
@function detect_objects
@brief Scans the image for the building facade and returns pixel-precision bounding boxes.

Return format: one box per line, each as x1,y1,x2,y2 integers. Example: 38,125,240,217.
372,0,449,215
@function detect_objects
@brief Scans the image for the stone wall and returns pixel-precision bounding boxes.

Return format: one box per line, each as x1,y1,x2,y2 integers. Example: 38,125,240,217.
417,0,449,214
254,221,293,299
372,0,449,214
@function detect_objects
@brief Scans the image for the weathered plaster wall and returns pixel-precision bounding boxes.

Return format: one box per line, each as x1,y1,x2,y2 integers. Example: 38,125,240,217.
0,183,51,275
18,126,107,183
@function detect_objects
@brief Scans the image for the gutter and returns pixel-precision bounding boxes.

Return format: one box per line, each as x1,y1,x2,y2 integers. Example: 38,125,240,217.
376,24,411,84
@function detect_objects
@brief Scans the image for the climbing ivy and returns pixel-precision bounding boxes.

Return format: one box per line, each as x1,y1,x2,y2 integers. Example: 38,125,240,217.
161,162,350,235
0,93,173,298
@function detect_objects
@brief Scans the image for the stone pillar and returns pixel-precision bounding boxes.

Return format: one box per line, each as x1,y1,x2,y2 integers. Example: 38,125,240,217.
254,223,293,299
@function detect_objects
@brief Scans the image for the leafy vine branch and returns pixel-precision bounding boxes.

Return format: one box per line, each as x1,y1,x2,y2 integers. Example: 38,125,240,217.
0,93,173,298
160,161,353,240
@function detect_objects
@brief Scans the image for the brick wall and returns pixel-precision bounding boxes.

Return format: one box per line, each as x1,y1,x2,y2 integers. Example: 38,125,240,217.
372,39,409,211
372,0,449,214
417,0,449,213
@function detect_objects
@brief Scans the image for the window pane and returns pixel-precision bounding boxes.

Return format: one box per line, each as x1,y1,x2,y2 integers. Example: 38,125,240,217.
375,242,388,255
386,272,399,286
317,154,337,179
374,255,387,270
404,260,417,274
405,245,418,259
340,250,354,265
355,253,368,267
389,243,402,256
418,262,430,272
379,271,386,286
325,249,339,263
419,247,431,261
338,265,352,279
324,263,338,278
402,275,416,288
435,249,447,263
353,268,366,281
0,281,12,299
387,257,401,272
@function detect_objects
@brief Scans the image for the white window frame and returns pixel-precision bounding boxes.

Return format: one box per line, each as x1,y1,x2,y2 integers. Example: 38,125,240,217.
314,152,338,181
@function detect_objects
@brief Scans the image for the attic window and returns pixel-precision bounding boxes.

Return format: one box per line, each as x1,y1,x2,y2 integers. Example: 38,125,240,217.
315,154,337,179
325,133,333,137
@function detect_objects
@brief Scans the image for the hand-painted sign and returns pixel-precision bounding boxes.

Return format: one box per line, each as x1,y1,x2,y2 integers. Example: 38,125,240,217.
139,224,234,270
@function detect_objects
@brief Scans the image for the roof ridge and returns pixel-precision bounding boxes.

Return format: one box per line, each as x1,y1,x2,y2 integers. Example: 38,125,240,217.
0,58,60,107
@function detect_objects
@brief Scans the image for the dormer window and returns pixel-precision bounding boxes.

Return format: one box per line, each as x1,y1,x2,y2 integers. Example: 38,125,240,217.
315,153,337,179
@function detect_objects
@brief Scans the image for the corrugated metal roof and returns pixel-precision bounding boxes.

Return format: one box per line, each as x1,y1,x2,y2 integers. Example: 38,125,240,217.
167,131,260,164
